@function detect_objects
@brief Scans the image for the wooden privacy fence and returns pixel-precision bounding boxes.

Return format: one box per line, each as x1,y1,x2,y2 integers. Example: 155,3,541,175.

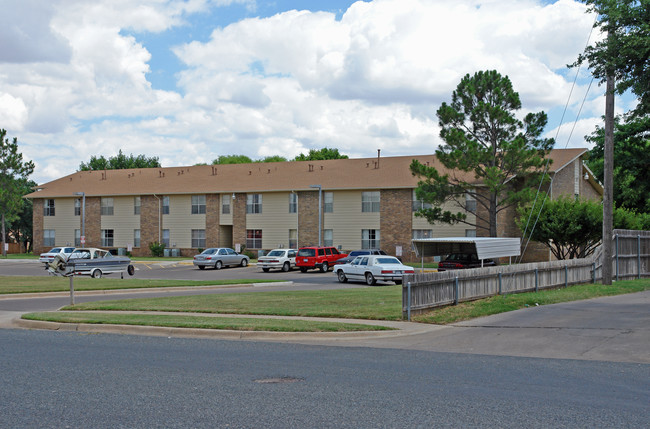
402,229,650,319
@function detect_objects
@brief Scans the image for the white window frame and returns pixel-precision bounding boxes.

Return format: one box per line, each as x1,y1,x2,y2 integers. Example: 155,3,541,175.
191,195,206,214
74,199,81,216
191,229,206,248
162,196,170,215
324,229,333,247
362,229,380,249
289,229,297,249
134,197,141,215
162,229,170,247
324,192,333,213
101,198,114,216
246,194,262,214
246,229,262,248
134,229,141,247
361,191,380,213
412,189,432,211
44,199,55,217
43,229,55,247
289,193,297,213
222,194,231,214
101,229,114,247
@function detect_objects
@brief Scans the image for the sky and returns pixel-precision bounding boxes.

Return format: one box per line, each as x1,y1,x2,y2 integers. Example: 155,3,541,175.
0,0,634,185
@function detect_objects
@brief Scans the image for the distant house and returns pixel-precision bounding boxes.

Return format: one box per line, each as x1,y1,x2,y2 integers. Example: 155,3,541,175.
24,149,602,262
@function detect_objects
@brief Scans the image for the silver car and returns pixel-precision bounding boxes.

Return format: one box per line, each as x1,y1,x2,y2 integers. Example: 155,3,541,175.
39,247,76,266
258,249,297,272
193,248,249,270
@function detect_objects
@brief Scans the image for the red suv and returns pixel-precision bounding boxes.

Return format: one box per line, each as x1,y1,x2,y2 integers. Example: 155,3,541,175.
296,246,347,272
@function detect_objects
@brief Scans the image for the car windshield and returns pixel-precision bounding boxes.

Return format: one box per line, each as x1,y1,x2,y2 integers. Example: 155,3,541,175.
445,253,473,262
50,248,62,253
298,249,315,257
376,257,401,264
349,251,369,257
267,250,285,257
202,249,217,255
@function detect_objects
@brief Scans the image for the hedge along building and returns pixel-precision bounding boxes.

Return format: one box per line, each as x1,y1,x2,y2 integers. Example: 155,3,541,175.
25,149,602,262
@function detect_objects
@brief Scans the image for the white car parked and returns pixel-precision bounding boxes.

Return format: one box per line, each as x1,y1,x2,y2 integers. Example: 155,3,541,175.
333,255,415,285
258,249,297,272
39,247,76,266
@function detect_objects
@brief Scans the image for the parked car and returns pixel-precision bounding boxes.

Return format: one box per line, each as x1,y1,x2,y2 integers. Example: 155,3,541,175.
296,246,347,272
47,247,134,279
193,248,249,270
39,247,75,266
258,249,297,272
334,255,415,285
333,249,387,265
437,253,496,271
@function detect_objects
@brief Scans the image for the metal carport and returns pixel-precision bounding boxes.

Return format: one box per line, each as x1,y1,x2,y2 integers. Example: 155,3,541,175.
411,237,521,264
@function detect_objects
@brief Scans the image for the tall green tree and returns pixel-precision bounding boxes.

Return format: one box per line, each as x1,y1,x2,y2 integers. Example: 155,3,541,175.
574,0,650,118
256,155,288,163
79,149,161,170
586,114,650,212
7,178,36,253
518,196,650,260
410,70,554,237
0,129,35,257
294,147,348,161
212,154,253,164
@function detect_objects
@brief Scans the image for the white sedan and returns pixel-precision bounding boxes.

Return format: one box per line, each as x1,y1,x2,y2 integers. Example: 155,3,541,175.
39,247,76,266
258,249,297,272
333,255,415,285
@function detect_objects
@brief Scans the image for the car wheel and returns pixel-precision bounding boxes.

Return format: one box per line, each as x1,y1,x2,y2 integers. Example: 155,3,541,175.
91,269,102,279
320,262,328,272
240,258,248,267
215,261,222,270
198,265,205,270
282,262,290,272
300,267,307,273
262,268,270,272
337,270,348,283
365,272,376,286
127,265,135,276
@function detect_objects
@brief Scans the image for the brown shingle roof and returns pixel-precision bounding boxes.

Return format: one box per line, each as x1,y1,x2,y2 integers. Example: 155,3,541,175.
24,148,589,198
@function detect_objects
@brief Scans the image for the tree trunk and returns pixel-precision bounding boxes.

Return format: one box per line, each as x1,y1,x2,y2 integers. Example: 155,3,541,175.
489,193,498,237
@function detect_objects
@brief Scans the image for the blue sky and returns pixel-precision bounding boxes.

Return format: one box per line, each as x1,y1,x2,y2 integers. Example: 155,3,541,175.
0,0,632,184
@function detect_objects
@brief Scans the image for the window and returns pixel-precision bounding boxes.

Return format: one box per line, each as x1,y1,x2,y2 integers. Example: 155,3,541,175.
101,198,114,216
289,229,297,249
134,229,141,247
44,199,55,216
324,229,333,247
362,229,380,249
222,195,231,214
74,199,81,216
289,193,297,213
246,194,262,214
191,229,206,248
162,229,170,247
191,195,206,214
362,191,380,212
412,229,433,239
43,229,55,247
246,229,262,248
465,229,477,238
465,193,476,214
162,196,170,215
324,192,333,213
412,190,432,211
134,197,141,215
75,229,81,247
101,229,114,247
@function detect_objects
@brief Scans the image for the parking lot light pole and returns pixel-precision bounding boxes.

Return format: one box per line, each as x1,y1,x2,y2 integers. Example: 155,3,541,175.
74,192,85,245
309,185,322,247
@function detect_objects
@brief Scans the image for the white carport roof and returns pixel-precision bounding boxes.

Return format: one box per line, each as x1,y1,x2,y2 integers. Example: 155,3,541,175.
411,237,521,260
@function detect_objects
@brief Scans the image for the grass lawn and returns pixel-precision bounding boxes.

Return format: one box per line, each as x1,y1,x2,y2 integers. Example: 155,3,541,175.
21,312,393,332
0,276,282,294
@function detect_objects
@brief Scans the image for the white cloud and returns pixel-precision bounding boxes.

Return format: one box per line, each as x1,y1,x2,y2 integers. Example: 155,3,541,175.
1,0,611,185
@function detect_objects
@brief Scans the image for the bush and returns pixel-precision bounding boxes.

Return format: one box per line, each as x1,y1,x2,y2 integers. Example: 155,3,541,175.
149,241,165,257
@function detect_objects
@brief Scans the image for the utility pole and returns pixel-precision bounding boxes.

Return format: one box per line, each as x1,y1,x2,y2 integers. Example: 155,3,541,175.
602,72,615,285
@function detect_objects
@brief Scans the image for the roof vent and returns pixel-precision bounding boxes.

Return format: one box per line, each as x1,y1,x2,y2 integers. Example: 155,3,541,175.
308,164,314,172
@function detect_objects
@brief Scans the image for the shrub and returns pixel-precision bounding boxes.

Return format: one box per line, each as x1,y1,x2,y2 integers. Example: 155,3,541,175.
149,241,165,257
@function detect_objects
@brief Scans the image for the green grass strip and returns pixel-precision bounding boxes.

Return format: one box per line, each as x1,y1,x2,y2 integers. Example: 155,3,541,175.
0,276,281,294
413,279,650,324
62,287,405,320
21,312,393,332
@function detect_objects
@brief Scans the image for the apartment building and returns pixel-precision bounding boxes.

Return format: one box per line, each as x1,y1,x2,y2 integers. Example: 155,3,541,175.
26,149,602,262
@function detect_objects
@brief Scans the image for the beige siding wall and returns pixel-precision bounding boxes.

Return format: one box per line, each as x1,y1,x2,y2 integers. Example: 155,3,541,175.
324,190,380,250
43,198,78,246
412,201,476,237
163,195,206,248
101,197,140,247
246,192,297,249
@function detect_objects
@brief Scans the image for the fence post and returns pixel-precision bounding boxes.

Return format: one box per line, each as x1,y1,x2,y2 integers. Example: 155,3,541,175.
498,272,502,295
638,235,642,280
535,268,538,292
565,265,568,288
407,282,411,321
454,277,459,305
592,262,596,284
615,234,619,282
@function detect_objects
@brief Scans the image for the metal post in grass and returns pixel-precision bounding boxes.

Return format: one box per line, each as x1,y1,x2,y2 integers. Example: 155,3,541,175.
69,276,75,305
535,268,538,293
616,234,618,281
638,235,641,279
454,277,459,305
407,281,411,321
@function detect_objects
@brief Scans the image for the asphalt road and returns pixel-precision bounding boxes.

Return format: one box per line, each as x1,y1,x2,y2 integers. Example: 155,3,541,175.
1,328,648,428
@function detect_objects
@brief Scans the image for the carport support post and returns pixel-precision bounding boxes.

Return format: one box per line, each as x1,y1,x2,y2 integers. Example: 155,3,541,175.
407,282,411,321
69,276,75,305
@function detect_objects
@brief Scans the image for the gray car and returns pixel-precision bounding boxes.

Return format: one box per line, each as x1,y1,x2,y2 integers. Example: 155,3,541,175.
192,247,249,270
